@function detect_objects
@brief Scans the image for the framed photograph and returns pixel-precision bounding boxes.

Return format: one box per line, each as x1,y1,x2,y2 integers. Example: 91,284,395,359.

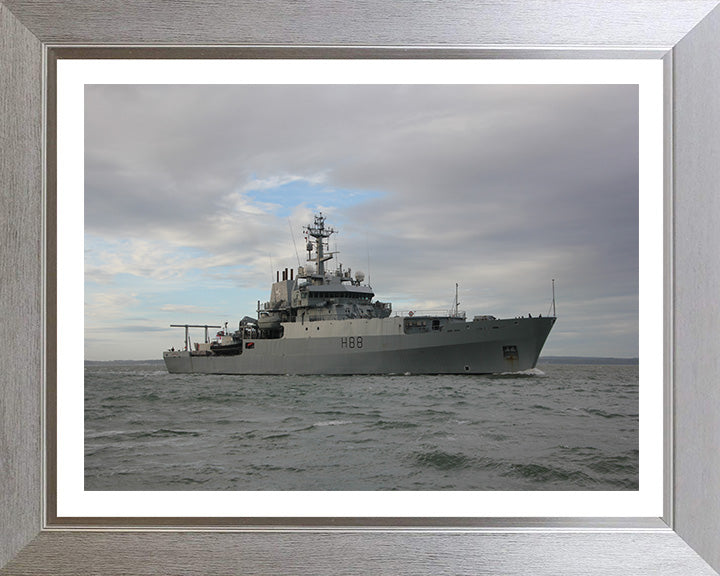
2,2,720,575
57,59,661,520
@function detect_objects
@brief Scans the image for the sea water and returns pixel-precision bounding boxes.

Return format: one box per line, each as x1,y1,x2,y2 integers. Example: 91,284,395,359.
84,362,638,491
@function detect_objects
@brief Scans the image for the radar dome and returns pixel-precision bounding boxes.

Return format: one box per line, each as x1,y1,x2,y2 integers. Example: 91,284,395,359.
355,271,365,282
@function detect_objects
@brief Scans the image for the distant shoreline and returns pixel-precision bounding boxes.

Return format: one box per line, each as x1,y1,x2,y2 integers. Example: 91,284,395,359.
85,356,639,366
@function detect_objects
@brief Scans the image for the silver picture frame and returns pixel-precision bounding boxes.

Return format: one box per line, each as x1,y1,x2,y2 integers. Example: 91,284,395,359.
2,1,720,574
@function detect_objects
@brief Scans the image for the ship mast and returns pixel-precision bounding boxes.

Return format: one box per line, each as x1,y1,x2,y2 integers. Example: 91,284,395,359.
454,283,459,317
304,213,336,277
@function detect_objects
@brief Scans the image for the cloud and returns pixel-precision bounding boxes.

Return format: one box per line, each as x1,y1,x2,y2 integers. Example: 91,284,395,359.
160,304,217,314
86,325,172,333
240,173,328,194
85,292,138,318
84,83,639,359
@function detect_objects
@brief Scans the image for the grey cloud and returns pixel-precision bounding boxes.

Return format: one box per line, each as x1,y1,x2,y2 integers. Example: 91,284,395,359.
85,83,640,357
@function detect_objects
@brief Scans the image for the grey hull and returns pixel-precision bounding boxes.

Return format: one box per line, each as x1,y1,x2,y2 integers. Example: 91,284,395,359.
164,316,555,375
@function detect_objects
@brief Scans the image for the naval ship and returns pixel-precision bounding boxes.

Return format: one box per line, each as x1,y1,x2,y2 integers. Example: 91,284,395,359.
164,213,556,375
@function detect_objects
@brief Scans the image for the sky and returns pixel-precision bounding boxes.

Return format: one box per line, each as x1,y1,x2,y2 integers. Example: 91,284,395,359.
84,83,639,361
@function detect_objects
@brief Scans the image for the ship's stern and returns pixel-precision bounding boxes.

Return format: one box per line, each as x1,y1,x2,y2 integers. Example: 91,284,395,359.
163,350,193,373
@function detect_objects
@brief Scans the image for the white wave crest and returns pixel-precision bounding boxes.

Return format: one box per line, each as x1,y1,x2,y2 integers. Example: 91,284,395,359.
499,367,546,377
313,420,353,427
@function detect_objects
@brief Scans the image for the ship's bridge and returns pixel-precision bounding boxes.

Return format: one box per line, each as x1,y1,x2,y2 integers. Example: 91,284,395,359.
289,271,390,321
305,284,374,300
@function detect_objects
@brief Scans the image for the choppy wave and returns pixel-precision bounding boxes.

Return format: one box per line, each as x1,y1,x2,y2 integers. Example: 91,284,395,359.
373,420,419,430
313,420,353,427
85,362,639,491
491,368,546,379
502,462,596,486
263,432,291,440
583,408,627,419
413,450,474,471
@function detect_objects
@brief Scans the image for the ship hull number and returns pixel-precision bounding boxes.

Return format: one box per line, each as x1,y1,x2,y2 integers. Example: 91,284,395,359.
340,336,363,349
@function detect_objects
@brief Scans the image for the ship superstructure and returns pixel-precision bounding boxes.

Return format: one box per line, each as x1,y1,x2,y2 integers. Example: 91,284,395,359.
255,214,392,337
164,214,555,374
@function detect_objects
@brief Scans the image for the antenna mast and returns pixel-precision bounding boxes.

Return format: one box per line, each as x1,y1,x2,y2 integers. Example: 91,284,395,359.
303,213,336,277
366,232,371,287
288,219,301,267
454,283,459,317
552,279,556,317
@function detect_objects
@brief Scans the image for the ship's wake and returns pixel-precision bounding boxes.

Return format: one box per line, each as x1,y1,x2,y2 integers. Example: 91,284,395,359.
495,367,546,378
